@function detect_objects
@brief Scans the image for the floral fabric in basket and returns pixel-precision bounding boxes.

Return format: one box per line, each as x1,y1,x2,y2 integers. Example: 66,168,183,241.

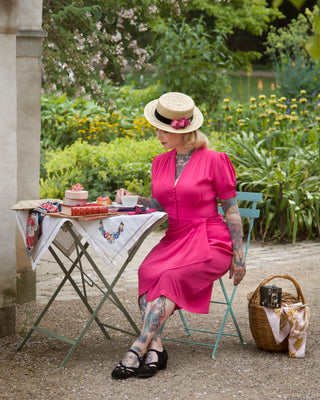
264,303,310,358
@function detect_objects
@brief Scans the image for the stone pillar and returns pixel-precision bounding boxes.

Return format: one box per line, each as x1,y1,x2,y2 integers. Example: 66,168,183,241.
0,0,19,336
15,0,43,304
0,0,43,337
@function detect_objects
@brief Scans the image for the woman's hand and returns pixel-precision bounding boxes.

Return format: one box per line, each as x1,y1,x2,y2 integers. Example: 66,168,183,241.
229,250,246,286
115,188,136,204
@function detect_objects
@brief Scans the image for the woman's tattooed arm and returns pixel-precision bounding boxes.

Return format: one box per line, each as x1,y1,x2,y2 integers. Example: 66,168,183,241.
221,196,246,285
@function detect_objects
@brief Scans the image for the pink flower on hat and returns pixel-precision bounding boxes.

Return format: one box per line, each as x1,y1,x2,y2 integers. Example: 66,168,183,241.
170,118,192,130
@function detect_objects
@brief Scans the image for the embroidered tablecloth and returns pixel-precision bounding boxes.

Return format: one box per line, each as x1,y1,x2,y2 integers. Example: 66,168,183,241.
16,211,166,270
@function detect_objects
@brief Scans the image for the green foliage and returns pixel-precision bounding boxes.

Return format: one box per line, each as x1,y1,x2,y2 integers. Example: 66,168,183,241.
306,13,320,60
265,7,320,98
148,17,233,110
187,0,282,69
40,138,165,201
41,84,162,150
189,0,283,36
40,86,320,243
217,133,320,243
211,90,320,243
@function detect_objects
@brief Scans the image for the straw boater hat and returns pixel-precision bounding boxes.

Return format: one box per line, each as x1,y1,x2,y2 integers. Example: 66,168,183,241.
144,92,204,134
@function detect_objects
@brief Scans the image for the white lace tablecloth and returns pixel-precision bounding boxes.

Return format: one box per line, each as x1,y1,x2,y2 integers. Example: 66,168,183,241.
16,211,166,270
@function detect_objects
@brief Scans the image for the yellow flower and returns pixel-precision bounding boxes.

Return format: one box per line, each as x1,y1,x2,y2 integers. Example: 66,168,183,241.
291,98,296,103
299,98,308,104
250,104,257,109
259,95,266,100
267,109,276,115
279,97,287,102
270,94,276,99
274,121,280,126
300,90,306,95
223,98,230,103
259,113,267,118
291,104,298,109
250,97,256,102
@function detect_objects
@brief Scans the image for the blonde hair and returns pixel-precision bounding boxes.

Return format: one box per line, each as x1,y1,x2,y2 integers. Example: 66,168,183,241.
183,130,209,149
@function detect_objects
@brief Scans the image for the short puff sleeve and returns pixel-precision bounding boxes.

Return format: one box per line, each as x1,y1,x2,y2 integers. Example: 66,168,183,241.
213,152,237,200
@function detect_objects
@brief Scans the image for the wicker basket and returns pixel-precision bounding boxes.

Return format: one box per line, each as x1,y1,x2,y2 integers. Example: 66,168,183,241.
247,274,306,352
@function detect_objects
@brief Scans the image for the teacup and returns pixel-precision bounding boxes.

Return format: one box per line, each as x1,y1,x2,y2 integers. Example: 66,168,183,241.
121,195,139,207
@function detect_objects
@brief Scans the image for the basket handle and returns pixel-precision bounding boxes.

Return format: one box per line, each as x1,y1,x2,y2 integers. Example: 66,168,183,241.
249,274,306,304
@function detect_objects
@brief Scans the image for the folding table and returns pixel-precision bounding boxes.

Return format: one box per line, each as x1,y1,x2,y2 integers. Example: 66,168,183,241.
15,209,167,368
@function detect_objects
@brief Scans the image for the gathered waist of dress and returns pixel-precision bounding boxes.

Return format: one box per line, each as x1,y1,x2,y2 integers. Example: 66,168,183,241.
168,214,223,228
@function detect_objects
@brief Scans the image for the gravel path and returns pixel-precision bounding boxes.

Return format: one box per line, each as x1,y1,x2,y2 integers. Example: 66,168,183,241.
1,238,319,400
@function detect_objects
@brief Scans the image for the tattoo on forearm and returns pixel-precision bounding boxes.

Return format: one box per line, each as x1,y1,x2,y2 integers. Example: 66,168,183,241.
221,197,245,268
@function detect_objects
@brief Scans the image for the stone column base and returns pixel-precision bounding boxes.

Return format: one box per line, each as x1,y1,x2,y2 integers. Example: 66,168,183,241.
16,271,36,304
0,306,16,337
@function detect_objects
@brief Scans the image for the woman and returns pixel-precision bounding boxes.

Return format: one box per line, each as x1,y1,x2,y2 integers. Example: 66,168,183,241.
112,92,246,379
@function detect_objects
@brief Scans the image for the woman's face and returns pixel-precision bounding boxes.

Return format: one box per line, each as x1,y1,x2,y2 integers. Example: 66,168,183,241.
156,129,185,152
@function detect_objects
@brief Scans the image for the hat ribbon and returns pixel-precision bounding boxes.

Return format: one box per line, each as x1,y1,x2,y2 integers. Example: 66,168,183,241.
155,108,193,130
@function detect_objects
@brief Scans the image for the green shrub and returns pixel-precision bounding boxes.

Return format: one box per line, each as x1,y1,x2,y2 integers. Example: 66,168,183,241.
214,130,320,243
40,138,165,201
41,84,163,150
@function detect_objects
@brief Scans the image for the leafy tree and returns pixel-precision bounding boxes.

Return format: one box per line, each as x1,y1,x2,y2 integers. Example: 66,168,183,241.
148,17,233,110
265,6,320,98
185,0,283,68
42,0,187,103
273,0,320,60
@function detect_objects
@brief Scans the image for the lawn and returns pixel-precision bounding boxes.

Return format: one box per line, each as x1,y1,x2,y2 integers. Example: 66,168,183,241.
124,68,276,103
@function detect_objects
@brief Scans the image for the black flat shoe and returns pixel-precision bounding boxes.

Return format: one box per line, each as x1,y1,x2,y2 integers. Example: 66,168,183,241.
111,349,144,380
137,348,168,378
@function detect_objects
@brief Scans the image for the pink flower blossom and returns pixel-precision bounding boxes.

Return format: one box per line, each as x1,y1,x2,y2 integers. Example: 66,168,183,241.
170,118,192,129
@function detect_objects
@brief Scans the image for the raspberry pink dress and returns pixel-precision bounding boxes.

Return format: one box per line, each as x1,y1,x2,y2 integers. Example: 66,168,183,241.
138,147,237,314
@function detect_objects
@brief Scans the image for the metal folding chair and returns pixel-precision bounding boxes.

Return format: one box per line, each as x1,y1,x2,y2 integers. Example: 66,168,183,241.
161,191,262,357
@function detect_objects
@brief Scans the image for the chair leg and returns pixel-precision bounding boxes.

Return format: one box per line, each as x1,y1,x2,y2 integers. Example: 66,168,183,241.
178,309,191,336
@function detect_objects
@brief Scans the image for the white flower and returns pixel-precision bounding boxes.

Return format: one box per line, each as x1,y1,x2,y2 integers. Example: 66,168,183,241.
138,23,147,32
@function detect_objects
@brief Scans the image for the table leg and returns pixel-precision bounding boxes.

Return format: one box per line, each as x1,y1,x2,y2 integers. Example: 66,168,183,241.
17,242,92,350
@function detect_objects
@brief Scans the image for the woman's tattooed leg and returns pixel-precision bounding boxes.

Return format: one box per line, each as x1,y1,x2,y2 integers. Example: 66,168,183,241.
118,295,174,368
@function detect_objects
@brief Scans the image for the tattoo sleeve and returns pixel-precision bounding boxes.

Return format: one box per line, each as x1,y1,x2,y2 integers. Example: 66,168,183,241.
144,296,166,334
220,197,245,268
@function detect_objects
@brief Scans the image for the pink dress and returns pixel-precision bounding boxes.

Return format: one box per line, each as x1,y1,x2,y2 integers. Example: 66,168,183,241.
138,147,237,314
